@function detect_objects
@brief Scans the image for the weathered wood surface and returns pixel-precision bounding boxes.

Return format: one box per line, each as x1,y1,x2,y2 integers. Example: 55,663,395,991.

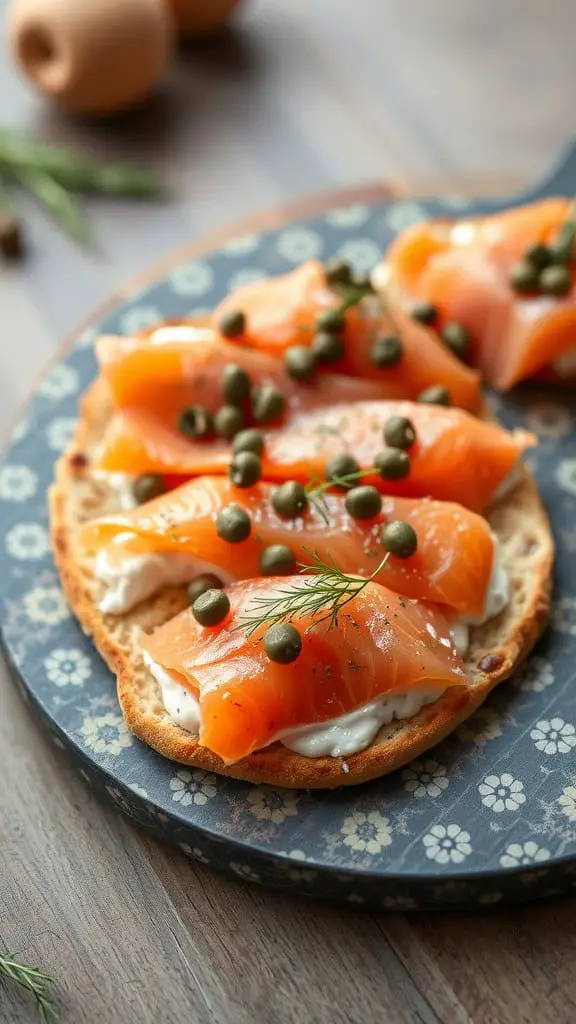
2,1,576,1020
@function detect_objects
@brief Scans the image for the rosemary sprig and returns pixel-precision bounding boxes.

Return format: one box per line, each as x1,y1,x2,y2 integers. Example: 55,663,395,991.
0,129,163,250
13,165,94,248
238,547,389,637
0,950,59,1021
0,131,162,197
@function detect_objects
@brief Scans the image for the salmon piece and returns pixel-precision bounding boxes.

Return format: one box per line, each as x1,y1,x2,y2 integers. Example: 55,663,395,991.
140,577,468,763
210,260,482,411
96,400,534,512
382,198,576,389
96,324,388,415
81,475,498,618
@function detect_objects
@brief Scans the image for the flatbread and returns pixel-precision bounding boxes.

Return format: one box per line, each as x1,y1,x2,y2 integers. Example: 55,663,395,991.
50,379,553,787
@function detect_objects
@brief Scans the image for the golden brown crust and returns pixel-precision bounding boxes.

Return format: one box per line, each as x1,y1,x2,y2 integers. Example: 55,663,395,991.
50,391,553,788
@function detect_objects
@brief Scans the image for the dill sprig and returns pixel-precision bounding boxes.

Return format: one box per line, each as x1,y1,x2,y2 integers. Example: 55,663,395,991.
0,950,59,1021
238,547,390,637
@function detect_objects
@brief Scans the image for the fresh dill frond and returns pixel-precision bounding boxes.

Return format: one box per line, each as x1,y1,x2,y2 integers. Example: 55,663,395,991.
0,951,59,1021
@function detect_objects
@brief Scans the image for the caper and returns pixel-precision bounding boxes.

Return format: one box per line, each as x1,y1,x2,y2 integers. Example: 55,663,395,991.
271,481,309,519
232,428,265,457
325,453,360,484
311,330,345,363
214,404,245,440
215,504,252,543
219,309,246,339
441,321,470,358
383,415,416,451
229,451,262,488
251,384,286,423
411,301,438,326
370,334,402,368
539,264,572,297
220,363,251,405
178,405,213,439
192,588,231,626
264,623,302,664
417,385,451,406
525,242,552,269
381,520,418,558
284,345,317,381
374,448,411,481
187,573,223,606
509,261,539,294
325,258,352,286
316,307,345,333
345,485,382,520
259,544,297,576
132,473,165,504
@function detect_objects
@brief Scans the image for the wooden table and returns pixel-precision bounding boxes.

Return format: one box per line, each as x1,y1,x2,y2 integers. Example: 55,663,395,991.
2,2,576,1021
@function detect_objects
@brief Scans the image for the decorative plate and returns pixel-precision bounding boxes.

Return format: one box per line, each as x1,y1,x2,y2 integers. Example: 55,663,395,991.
3,146,576,912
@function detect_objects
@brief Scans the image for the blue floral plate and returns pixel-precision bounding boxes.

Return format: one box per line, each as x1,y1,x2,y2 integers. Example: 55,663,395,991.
3,147,576,911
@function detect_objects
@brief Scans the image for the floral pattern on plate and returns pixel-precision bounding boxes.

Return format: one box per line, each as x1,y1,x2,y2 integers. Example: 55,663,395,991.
3,146,576,909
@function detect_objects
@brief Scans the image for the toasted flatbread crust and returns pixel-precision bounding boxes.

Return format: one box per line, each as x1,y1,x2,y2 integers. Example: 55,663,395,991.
50,379,553,787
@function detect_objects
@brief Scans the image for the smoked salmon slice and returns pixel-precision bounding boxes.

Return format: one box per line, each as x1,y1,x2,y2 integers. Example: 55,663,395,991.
80,475,499,618
140,577,468,763
96,325,389,415
95,400,534,512
210,260,482,411
381,198,576,389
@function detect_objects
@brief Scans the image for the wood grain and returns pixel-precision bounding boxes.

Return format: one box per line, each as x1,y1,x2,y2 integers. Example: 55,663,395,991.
3,0,576,1021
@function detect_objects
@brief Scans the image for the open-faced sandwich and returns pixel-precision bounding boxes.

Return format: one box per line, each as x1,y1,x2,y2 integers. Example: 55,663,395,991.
50,235,555,788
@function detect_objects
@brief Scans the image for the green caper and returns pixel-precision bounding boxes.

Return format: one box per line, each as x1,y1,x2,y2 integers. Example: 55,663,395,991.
509,261,539,294
232,428,265,457
525,242,552,269
284,345,317,381
411,301,438,326
219,309,246,339
178,405,213,439
370,334,403,368
192,588,231,626
539,264,572,296
325,453,360,484
271,481,309,519
214,404,245,440
187,573,223,606
316,307,346,333
311,330,345,363
381,520,418,558
417,385,451,406
325,258,352,286
229,451,262,488
251,384,286,423
441,321,470,358
132,473,165,504
264,623,302,664
383,415,416,451
220,363,251,405
215,504,252,543
345,485,382,520
259,544,297,576
374,448,411,481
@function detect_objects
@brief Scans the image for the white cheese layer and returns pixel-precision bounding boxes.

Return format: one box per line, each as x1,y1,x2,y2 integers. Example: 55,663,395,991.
492,461,523,504
92,472,137,511
95,533,234,615
145,644,445,759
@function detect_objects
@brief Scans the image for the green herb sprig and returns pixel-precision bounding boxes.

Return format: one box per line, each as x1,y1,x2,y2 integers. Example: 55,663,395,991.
0,950,59,1022
305,468,378,523
0,129,163,250
238,547,390,637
